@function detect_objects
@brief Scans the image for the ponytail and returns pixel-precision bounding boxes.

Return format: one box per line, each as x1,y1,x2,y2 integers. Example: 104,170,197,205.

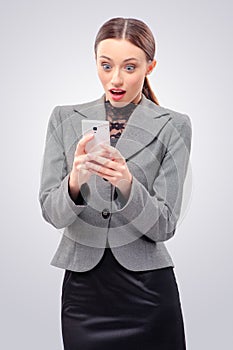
142,77,159,105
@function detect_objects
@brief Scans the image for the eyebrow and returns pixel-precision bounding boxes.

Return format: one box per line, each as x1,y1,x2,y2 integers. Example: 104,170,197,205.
99,55,139,62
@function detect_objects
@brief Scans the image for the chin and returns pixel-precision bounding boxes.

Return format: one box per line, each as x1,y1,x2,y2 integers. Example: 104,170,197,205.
107,95,135,108
111,100,128,107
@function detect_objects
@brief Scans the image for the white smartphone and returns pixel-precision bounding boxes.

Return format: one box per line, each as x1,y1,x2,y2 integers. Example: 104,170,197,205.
82,119,110,153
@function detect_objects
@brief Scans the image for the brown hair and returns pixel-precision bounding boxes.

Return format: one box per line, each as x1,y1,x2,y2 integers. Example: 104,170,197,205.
94,17,159,105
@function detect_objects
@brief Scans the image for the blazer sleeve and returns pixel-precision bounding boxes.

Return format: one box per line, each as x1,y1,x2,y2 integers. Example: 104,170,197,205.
38,106,88,229
113,115,192,242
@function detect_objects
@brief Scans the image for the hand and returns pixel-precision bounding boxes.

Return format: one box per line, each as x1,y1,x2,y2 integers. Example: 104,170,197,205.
69,133,94,199
85,144,133,199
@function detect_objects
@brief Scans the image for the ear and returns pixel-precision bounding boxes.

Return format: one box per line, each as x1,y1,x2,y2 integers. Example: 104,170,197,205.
146,60,157,75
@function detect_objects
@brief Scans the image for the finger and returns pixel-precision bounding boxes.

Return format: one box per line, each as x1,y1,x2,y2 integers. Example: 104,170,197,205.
87,148,111,159
86,154,120,170
99,144,125,163
99,143,113,151
86,161,121,178
75,162,88,170
73,154,89,166
75,133,94,155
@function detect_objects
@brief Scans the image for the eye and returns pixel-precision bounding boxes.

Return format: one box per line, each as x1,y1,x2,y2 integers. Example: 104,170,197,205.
125,65,136,72
101,63,112,71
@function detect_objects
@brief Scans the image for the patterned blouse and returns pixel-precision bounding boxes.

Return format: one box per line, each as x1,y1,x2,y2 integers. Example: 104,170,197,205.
104,101,138,147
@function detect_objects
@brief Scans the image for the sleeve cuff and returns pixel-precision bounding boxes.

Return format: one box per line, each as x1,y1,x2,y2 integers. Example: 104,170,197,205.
62,175,89,216
113,176,137,213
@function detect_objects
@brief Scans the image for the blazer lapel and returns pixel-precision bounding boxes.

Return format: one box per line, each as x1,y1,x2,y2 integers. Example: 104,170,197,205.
71,95,171,160
70,96,107,141
73,96,106,121
115,95,171,160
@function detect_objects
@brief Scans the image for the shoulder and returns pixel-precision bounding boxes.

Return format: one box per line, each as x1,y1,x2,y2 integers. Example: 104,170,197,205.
142,96,191,128
141,96,192,147
164,106,192,131
48,97,102,126
141,97,192,146
160,106,192,148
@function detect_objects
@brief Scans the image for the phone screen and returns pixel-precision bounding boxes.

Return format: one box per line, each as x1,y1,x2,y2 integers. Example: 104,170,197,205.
82,120,110,152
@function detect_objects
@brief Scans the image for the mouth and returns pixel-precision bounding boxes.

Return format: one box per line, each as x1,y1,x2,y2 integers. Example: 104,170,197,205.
109,89,126,101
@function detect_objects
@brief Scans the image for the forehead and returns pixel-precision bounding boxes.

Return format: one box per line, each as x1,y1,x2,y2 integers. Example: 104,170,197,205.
96,39,147,61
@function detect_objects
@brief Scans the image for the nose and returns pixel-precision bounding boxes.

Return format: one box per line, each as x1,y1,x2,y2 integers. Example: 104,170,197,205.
111,68,123,87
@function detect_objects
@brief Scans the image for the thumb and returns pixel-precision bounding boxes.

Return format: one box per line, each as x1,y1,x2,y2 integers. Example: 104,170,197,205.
76,133,94,155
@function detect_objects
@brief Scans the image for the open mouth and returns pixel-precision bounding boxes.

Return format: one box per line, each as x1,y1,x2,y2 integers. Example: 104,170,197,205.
109,89,126,95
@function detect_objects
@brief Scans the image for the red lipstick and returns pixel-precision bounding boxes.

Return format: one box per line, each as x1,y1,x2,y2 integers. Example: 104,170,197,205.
109,89,126,101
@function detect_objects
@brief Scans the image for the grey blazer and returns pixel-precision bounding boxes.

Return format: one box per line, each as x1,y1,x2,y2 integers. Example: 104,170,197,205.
39,95,192,272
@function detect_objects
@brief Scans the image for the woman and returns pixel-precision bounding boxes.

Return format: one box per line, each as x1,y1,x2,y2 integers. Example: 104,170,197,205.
39,17,192,350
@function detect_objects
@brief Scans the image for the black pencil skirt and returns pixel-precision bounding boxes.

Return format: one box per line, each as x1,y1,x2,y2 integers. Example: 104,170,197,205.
61,248,186,350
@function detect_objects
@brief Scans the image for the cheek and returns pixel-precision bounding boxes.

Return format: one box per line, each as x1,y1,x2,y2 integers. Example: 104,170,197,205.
128,74,145,90
98,70,109,86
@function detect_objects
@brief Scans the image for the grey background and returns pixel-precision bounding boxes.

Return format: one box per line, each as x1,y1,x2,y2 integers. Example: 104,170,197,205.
0,0,232,349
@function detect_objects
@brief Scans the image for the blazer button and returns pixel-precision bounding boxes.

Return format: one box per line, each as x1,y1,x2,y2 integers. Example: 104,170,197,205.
102,208,110,219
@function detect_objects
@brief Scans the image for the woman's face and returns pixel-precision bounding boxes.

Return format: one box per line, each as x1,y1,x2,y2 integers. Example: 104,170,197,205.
96,39,155,107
